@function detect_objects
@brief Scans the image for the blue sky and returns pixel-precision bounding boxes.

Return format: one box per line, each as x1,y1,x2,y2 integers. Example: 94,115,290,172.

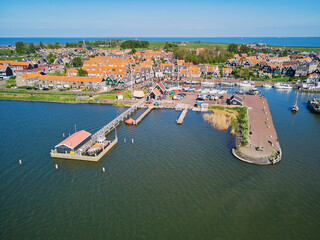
0,0,319,37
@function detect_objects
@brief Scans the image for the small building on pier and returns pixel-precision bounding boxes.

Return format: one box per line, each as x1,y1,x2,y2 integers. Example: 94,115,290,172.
55,130,91,153
227,95,243,106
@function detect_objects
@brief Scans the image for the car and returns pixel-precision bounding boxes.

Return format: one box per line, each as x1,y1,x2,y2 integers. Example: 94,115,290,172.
34,88,39,90
172,95,182,100
26,87,32,90
11,86,18,89
219,95,224,99
209,95,215,100
206,94,211,99
42,88,49,91
59,89,66,92
196,94,206,101
179,93,186,97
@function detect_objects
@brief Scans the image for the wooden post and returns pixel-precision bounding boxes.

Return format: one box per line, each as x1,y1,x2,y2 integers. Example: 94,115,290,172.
19,159,22,165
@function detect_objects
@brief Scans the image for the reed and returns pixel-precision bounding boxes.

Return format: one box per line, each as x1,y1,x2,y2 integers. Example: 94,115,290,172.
203,109,238,131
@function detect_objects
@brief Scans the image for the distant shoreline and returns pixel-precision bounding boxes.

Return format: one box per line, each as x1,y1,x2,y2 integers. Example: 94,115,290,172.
1,37,320,48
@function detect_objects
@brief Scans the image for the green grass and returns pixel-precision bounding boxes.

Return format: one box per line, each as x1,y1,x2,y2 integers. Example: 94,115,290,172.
97,90,132,100
0,92,76,102
271,46,320,53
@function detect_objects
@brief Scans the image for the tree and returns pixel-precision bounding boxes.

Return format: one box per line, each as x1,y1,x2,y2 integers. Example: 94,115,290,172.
29,43,35,53
15,42,24,54
240,45,250,54
130,48,137,54
77,68,88,76
72,57,83,67
40,41,45,48
54,43,61,49
228,43,238,53
46,53,55,63
283,49,288,57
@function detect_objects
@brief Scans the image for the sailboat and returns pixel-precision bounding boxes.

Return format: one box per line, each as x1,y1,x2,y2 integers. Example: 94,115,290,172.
292,90,299,112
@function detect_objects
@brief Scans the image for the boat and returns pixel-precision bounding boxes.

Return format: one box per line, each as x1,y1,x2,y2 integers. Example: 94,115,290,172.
291,90,299,112
274,83,292,90
125,118,135,125
263,84,272,88
307,98,320,114
239,81,252,88
87,136,110,156
221,82,235,87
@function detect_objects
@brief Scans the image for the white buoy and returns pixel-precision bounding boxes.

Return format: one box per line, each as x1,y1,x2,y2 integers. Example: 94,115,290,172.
19,159,22,165
102,167,105,172
63,133,65,138
55,164,59,170
132,138,134,144
124,138,126,143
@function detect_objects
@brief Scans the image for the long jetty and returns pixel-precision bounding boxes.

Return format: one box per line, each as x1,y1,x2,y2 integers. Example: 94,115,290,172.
176,109,188,124
134,106,154,125
51,99,144,161
78,99,144,154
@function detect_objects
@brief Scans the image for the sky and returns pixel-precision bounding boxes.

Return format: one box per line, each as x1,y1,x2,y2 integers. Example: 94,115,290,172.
0,0,319,37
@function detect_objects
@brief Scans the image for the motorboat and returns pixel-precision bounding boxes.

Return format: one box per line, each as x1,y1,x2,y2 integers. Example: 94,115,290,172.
274,83,292,90
87,136,110,156
262,84,272,88
239,81,252,88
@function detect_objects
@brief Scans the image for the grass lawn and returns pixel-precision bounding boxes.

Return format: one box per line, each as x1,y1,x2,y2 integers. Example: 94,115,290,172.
97,90,132,100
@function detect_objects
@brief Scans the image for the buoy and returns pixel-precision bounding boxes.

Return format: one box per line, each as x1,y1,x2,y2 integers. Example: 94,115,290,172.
55,164,59,170
124,138,126,143
132,138,134,144
19,159,22,165
102,167,105,172
63,133,65,138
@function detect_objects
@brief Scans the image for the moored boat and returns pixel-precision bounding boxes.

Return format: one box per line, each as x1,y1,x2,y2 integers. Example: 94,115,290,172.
239,81,252,88
87,136,110,156
274,83,292,90
307,98,320,114
263,84,272,88
125,118,135,125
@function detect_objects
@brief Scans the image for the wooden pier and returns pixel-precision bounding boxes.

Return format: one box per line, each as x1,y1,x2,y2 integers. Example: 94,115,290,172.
51,137,118,162
50,99,144,161
134,106,154,125
176,109,188,124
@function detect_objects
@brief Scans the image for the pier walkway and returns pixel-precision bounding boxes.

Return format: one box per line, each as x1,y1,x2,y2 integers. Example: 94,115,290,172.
176,109,188,124
134,106,154,125
78,99,144,154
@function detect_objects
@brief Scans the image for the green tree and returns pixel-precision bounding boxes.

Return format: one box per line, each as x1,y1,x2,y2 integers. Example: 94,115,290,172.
77,68,88,76
72,57,83,67
228,43,238,53
240,45,250,54
283,49,288,57
15,42,24,54
46,53,55,63
54,43,61,49
29,43,35,53
40,41,45,48
130,48,137,54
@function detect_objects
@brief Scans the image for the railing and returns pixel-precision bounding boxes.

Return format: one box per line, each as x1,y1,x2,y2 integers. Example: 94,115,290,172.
76,99,144,154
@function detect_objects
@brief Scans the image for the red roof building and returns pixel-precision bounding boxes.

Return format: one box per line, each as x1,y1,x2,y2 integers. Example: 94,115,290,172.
55,130,91,153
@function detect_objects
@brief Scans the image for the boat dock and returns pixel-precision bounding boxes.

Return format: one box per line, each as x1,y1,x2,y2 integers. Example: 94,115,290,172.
50,100,144,162
176,109,188,124
134,106,154,125
51,137,118,162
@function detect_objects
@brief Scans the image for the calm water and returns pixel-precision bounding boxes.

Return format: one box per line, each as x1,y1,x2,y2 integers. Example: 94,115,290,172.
0,89,319,239
0,37,320,47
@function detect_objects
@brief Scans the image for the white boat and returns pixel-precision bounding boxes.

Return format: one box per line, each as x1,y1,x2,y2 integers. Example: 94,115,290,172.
218,90,227,94
209,89,219,94
263,84,272,88
221,82,235,87
239,81,252,88
274,83,292,90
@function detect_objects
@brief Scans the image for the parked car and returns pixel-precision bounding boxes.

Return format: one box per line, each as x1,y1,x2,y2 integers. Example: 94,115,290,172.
42,88,49,91
209,95,215,100
11,86,18,89
179,93,186,97
172,95,183,100
26,87,32,90
34,88,39,90
196,94,206,101
59,89,66,92
219,95,224,99
206,94,211,99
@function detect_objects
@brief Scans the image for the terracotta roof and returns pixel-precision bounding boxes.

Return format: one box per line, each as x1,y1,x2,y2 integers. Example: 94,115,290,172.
153,88,161,96
55,130,91,149
20,72,42,79
0,65,7,69
38,76,103,82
